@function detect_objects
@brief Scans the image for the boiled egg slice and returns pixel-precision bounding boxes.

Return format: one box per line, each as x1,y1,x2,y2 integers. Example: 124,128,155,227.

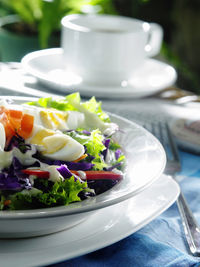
39,110,68,130
41,134,84,161
28,127,84,161
0,122,6,150
22,105,85,131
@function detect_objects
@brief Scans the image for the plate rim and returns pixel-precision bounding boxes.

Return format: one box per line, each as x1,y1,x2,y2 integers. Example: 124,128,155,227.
0,174,180,267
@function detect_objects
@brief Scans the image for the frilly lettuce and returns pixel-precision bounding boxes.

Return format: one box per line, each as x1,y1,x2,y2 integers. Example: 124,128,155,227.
68,129,107,171
8,176,88,210
27,93,113,133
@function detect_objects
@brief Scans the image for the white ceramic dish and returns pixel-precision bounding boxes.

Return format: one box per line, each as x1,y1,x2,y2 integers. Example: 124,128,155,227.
21,48,177,99
0,96,166,238
0,174,180,267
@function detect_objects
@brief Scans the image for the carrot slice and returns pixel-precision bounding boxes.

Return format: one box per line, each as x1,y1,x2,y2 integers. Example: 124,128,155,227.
18,113,34,139
73,154,88,163
8,110,22,131
0,107,34,142
0,111,15,143
8,109,23,120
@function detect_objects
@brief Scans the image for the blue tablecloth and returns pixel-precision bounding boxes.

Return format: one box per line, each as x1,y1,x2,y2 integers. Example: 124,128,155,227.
50,150,200,267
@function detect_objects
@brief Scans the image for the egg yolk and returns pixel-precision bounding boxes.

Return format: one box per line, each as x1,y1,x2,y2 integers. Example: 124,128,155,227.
40,110,68,130
30,129,55,146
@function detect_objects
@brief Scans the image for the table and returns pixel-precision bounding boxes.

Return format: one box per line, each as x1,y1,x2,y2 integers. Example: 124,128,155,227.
0,63,200,267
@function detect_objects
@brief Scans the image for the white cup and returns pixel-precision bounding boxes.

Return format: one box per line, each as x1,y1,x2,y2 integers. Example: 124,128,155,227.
61,14,163,86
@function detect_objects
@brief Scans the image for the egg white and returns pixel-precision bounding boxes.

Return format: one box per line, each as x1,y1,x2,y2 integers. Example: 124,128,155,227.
0,122,6,151
42,134,85,161
22,105,85,131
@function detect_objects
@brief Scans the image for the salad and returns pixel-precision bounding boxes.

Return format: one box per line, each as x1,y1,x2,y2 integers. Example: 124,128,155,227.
0,93,125,210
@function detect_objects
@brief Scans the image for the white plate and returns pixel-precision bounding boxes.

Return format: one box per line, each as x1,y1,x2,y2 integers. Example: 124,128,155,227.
0,96,166,238
21,48,177,99
0,174,179,267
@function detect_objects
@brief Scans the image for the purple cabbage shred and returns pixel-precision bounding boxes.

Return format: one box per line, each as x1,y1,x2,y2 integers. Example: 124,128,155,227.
33,154,94,170
0,173,21,191
56,164,73,179
115,149,121,160
106,162,122,171
102,138,110,159
5,135,32,153
82,130,91,135
0,157,33,191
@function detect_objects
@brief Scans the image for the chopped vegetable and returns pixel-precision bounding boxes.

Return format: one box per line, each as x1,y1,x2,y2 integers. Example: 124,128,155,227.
71,170,123,181
0,107,34,143
18,113,34,139
0,93,125,210
22,169,50,179
73,153,88,163
56,165,72,179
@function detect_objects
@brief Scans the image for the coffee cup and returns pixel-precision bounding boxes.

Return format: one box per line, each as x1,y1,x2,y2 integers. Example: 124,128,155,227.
61,14,163,86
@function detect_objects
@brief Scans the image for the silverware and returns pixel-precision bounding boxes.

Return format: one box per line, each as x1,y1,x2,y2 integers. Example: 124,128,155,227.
144,121,200,256
155,86,200,104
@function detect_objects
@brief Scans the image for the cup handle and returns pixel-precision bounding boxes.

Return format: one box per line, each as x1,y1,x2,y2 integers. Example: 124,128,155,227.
145,23,163,57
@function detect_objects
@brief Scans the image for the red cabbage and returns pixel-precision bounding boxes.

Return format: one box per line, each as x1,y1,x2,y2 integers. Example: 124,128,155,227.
102,138,110,159
5,135,32,153
0,157,32,191
106,162,122,171
56,165,73,179
82,130,91,135
0,173,21,191
115,149,122,160
33,154,94,171
55,160,94,171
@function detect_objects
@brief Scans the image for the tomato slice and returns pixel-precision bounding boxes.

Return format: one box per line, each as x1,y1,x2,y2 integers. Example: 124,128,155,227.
22,169,50,179
70,170,122,180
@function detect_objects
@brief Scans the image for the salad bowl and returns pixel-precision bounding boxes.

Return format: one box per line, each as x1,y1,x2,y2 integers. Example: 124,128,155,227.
0,96,166,238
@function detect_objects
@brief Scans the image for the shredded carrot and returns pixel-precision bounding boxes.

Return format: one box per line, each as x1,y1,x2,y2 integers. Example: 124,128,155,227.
73,154,88,163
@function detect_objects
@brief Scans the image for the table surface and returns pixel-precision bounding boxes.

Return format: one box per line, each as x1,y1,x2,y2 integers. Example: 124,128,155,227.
0,62,200,267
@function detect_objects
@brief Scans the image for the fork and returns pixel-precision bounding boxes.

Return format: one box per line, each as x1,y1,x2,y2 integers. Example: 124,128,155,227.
144,121,200,256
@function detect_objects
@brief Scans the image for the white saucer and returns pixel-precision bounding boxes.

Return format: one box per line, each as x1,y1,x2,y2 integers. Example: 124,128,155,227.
0,174,179,267
21,48,177,99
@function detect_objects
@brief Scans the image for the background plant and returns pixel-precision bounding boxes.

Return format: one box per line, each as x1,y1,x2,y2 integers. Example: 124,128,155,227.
0,0,199,93
0,0,116,48
114,0,200,93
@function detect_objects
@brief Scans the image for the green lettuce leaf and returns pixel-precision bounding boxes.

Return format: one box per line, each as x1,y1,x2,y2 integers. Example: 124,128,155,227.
68,129,107,170
8,176,87,210
66,93,110,123
27,93,110,126
27,96,77,111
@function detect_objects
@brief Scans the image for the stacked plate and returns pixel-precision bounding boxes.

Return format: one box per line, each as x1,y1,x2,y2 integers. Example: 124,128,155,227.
0,96,180,267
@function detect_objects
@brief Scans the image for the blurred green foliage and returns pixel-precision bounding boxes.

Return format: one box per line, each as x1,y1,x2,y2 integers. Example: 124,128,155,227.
114,0,200,93
0,0,116,48
0,0,199,93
